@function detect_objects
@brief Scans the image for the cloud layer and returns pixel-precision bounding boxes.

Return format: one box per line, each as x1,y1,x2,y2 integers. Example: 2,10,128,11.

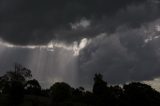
0,0,158,45
79,19,160,87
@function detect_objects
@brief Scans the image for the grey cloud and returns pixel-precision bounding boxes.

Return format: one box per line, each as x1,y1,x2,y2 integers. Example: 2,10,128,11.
78,24,160,87
0,0,157,45
55,2,160,45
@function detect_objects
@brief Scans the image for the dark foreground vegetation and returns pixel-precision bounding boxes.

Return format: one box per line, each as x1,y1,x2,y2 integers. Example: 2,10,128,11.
0,64,160,106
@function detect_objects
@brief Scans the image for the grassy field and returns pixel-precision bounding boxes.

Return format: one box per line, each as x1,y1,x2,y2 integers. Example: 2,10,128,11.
0,95,92,106
0,95,50,106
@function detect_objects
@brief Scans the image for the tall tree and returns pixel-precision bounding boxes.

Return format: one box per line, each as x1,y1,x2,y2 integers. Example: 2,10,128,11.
93,73,107,95
0,63,32,105
6,63,32,82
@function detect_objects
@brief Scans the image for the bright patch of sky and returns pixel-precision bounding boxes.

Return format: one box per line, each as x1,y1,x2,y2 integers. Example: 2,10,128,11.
144,22,160,43
0,38,90,56
70,18,91,30
143,78,160,91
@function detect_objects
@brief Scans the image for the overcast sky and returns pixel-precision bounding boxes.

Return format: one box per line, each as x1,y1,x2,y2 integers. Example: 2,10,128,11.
1,0,160,90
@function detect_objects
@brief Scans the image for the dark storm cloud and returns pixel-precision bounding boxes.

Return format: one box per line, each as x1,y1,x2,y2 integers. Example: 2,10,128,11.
0,0,156,45
78,24,160,87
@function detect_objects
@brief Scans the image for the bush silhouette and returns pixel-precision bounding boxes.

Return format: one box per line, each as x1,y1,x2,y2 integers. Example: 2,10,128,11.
123,82,160,106
25,79,41,96
50,82,72,103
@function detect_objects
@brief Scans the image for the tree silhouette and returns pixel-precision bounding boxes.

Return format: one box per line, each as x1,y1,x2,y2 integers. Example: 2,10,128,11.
108,85,124,106
92,73,109,106
0,63,32,105
0,76,10,94
93,73,107,95
25,79,41,96
1,66,160,106
50,82,72,103
2,63,32,83
123,82,160,106
72,87,85,103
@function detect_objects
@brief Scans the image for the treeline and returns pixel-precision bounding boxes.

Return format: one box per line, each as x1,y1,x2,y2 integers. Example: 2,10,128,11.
0,64,160,106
